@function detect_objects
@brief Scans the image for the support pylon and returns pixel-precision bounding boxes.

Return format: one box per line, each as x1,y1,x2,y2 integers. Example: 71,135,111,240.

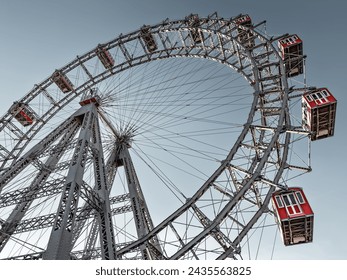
116,141,164,259
42,104,117,259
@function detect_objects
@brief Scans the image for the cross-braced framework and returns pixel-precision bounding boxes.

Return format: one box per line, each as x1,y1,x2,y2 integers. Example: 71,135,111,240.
0,13,315,260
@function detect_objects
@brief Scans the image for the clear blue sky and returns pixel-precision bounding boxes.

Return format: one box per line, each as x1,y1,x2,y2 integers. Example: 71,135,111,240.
0,0,346,259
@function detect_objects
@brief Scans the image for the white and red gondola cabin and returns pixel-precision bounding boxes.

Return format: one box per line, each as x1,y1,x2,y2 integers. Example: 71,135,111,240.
186,14,204,44
233,14,255,48
302,88,337,141
278,34,304,77
140,25,158,53
51,70,74,93
9,102,36,126
96,45,115,69
272,187,314,246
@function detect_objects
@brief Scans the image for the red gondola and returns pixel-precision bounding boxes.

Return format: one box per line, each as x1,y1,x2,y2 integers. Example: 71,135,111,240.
233,14,254,48
272,187,314,246
278,34,304,77
96,45,115,69
51,70,74,93
186,14,203,44
302,88,337,141
9,102,36,126
140,25,158,53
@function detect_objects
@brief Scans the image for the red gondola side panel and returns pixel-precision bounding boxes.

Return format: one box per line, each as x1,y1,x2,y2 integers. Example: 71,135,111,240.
278,34,304,77
233,14,255,48
233,14,252,26
96,45,115,69
272,187,314,246
186,14,204,44
302,88,337,141
51,70,74,93
9,102,36,126
140,25,158,53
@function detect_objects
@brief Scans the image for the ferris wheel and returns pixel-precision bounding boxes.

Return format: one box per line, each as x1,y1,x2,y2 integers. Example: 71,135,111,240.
0,13,337,260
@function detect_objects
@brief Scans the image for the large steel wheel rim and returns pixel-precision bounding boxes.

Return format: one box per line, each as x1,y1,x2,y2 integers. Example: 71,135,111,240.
0,14,306,260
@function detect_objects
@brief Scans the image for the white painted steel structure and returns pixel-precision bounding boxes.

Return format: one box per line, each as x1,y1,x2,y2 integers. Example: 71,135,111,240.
0,13,316,260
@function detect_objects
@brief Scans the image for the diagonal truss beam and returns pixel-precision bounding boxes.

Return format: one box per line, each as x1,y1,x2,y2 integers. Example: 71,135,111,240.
0,112,84,195
14,204,131,234
0,118,80,252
